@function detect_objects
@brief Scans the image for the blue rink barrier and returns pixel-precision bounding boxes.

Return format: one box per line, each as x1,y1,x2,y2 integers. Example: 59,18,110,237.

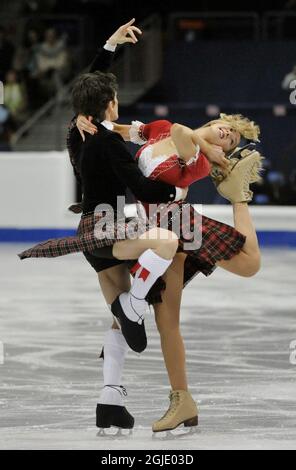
257,231,296,248
0,229,75,243
0,228,295,248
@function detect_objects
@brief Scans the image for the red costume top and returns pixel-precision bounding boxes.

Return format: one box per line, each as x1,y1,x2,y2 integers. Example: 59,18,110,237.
130,119,211,187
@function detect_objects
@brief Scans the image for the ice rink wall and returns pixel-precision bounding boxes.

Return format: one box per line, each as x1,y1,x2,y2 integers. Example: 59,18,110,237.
0,151,295,247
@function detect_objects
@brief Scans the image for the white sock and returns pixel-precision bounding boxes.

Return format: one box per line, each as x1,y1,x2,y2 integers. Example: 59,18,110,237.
121,249,173,323
130,249,173,300
98,328,128,406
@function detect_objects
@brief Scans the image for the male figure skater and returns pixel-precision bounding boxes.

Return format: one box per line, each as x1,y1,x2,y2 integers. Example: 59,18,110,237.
18,20,187,429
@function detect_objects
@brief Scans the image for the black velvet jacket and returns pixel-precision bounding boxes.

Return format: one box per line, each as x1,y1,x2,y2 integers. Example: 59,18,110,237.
79,122,176,213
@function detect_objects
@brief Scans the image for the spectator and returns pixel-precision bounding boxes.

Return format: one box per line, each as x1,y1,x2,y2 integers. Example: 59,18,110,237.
14,29,41,77
13,28,43,110
4,70,27,125
34,28,71,99
0,26,15,82
282,65,296,90
26,29,41,76
0,105,16,151
278,164,296,205
21,0,57,15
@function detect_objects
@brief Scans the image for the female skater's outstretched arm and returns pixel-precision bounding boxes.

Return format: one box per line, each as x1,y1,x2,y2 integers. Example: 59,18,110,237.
76,116,229,170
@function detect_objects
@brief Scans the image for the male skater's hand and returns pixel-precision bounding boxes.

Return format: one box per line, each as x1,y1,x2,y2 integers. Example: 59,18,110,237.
76,19,142,141
106,18,142,47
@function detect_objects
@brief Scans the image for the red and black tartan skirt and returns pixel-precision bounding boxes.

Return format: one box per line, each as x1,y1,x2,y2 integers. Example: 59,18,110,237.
18,203,246,303
17,210,148,260
142,201,246,303
173,202,245,285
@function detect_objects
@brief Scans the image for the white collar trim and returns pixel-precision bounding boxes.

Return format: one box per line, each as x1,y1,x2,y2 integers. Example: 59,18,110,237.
101,120,114,130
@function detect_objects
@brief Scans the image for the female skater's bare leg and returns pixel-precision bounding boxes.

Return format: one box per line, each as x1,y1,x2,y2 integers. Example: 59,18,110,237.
154,253,188,391
217,202,261,277
152,253,198,432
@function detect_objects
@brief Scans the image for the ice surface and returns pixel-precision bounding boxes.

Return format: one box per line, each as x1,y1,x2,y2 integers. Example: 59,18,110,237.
0,245,295,450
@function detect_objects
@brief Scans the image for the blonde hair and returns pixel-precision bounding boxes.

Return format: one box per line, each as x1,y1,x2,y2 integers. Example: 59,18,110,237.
203,113,260,142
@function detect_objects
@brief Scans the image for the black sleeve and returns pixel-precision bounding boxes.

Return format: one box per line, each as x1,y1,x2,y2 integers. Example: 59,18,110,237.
105,134,176,203
89,47,114,73
66,116,83,186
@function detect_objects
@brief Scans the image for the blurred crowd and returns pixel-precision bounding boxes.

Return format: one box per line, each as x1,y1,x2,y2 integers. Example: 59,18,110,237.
0,1,295,204
253,167,296,205
244,158,296,205
212,156,296,206
0,23,72,149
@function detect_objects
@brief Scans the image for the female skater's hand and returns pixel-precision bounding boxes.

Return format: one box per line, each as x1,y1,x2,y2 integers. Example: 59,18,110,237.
76,115,98,141
106,18,142,47
202,142,229,170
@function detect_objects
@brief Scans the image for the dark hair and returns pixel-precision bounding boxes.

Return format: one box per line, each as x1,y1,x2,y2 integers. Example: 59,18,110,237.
71,71,118,122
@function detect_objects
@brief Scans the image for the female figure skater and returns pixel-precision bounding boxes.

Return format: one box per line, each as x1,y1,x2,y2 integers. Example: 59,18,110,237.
77,113,263,432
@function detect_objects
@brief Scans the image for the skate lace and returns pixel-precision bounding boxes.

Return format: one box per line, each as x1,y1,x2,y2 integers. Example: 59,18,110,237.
104,385,127,397
130,293,147,324
160,391,180,421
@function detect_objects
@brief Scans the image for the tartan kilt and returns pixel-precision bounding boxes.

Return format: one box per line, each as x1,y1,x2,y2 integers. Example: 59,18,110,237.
142,202,246,304
17,210,148,260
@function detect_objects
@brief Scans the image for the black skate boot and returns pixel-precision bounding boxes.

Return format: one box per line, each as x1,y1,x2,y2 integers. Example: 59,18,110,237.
96,386,134,429
111,293,147,353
